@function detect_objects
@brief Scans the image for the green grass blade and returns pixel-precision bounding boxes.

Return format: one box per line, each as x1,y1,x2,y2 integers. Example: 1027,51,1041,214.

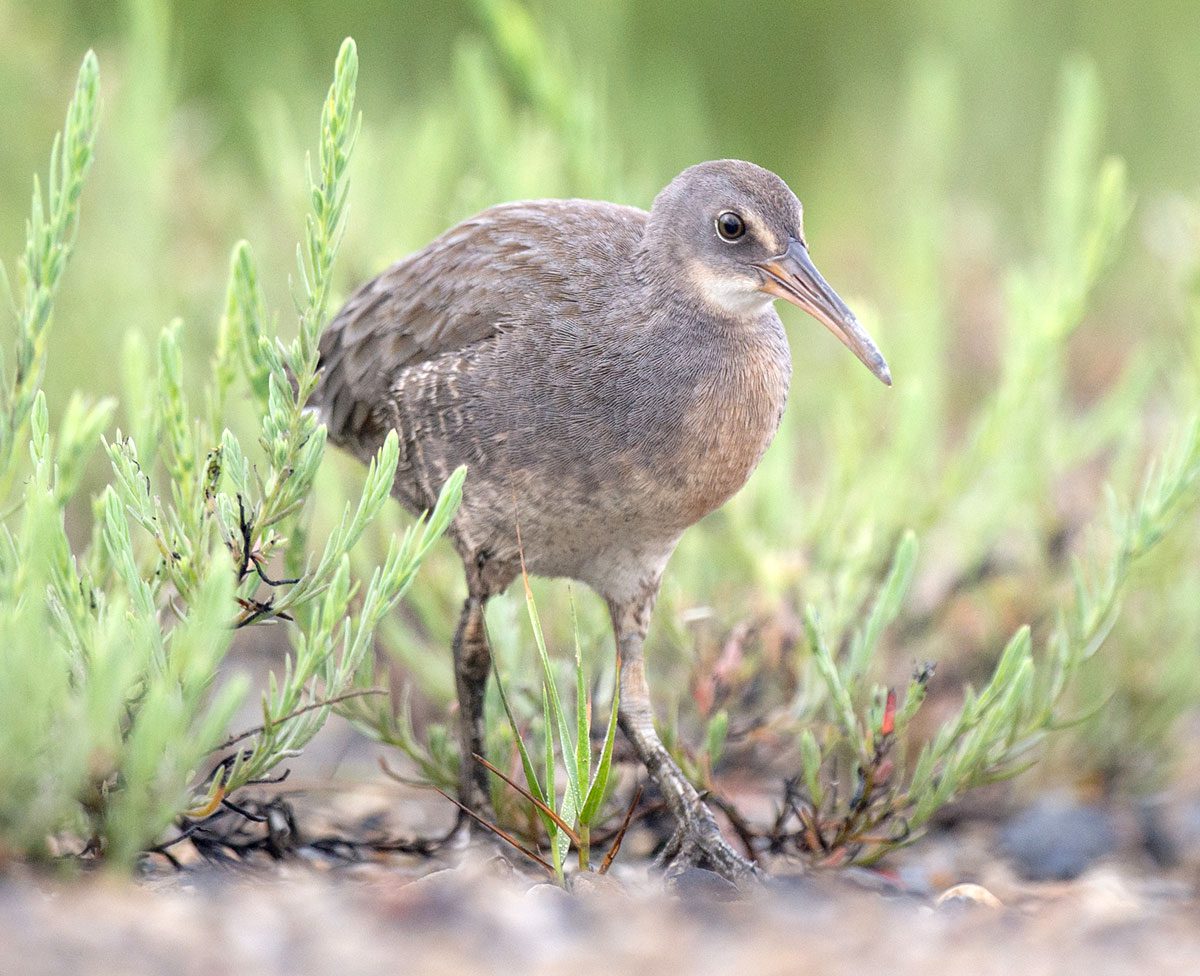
520,571,582,806
580,652,620,825
491,657,549,813
542,686,564,880
571,590,590,790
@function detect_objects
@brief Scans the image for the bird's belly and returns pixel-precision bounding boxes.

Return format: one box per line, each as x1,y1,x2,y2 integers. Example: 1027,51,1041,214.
518,505,683,603
442,394,783,600
451,459,688,581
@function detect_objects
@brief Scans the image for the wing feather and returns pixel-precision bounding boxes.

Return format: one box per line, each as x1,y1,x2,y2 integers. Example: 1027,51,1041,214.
314,199,647,446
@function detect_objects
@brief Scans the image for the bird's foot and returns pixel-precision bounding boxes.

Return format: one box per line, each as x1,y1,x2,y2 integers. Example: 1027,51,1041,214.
657,817,764,886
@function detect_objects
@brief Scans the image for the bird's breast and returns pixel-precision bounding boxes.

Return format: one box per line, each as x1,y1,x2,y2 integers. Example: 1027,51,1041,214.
668,331,791,523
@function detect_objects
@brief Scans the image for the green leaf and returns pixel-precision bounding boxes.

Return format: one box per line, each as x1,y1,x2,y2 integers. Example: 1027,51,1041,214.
522,575,582,808
571,592,590,789
799,729,824,809
580,655,620,825
847,530,918,677
704,709,729,769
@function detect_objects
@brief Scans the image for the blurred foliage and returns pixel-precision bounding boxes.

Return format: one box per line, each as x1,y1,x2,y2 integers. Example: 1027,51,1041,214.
3,0,1200,870
0,40,460,868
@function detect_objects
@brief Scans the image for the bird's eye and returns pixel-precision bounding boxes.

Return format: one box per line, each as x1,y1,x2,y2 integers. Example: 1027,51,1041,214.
715,211,746,242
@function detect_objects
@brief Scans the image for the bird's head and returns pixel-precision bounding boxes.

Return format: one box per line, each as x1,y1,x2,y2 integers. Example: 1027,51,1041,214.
645,159,891,385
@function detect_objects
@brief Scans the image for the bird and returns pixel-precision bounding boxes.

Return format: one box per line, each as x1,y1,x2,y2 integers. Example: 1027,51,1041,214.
313,159,891,881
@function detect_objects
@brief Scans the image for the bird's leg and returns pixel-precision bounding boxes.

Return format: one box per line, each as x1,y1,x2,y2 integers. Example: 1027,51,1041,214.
609,593,762,884
452,592,493,814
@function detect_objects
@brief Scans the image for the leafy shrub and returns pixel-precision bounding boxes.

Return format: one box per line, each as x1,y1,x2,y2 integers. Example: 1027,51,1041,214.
0,40,461,870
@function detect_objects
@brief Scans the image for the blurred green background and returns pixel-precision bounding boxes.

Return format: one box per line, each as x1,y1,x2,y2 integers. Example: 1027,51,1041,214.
3,0,1200,803
5,0,1199,393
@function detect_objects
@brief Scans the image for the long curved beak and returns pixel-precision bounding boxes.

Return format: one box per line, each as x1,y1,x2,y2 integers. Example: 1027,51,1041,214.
755,239,892,386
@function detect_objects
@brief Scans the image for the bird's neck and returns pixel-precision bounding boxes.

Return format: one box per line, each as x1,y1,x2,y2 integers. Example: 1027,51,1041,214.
644,305,793,525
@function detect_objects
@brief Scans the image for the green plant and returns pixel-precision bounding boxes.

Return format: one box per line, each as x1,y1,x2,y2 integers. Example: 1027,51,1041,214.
776,416,1200,864
370,579,625,884
0,51,101,495
490,580,622,880
0,39,461,870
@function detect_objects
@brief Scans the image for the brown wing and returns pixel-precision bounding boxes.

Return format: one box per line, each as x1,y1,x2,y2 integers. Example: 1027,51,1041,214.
314,198,648,448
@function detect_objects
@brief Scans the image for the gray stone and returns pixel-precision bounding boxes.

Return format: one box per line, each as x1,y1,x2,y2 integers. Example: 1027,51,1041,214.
1000,800,1118,881
667,866,742,902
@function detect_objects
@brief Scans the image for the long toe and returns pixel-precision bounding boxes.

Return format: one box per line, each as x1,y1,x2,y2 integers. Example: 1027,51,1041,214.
659,820,765,885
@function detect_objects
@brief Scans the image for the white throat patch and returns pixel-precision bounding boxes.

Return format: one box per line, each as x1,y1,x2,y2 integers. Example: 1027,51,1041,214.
686,260,775,317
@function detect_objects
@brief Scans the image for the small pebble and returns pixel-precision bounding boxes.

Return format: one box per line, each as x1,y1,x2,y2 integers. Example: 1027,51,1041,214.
523,881,578,922
935,883,1003,912
569,871,627,900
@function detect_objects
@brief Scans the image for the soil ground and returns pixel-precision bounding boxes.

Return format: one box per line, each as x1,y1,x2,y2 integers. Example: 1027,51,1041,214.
6,774,1200,975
